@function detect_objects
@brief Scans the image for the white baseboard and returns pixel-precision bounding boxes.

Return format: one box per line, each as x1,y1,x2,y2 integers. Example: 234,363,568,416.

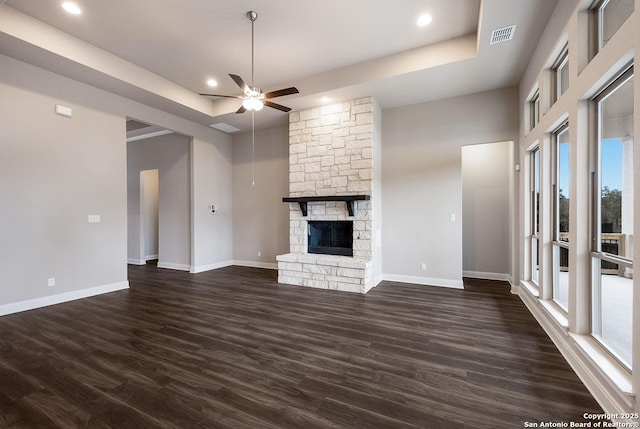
190,260,234,274
510,284,520,294
0,281,129,317
517,283,635,419
381,273,464,289
127,259,146,265
157,262,191,272
463,270,512,283
144,254,158,260
374,274,383,287
233,260,278,270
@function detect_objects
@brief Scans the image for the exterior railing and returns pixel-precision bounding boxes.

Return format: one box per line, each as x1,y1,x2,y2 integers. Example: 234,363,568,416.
557,233,633,277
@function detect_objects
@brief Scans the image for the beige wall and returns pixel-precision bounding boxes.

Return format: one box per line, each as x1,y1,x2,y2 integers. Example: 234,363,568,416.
191,135,234,271
232,125,290,267
0,56,127,306
0,53,232,312
372,100,383,284
381,86,520,287
230,89,520,284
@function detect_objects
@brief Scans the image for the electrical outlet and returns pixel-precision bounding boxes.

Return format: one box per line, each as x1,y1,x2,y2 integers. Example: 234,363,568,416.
257,251,262,257
421,263,427,271
48,277,55,287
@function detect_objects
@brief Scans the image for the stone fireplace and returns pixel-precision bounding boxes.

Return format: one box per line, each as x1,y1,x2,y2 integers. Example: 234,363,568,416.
277,97,381,293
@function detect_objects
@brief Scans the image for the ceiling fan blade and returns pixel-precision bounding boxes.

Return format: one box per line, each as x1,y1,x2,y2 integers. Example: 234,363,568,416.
264,87,299,99
229,74,249,92
264,100,292,112
199,93,242,99
236,105,247,114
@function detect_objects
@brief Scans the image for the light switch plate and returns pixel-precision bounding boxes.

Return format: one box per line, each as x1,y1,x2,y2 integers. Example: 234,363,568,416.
88,215,101,223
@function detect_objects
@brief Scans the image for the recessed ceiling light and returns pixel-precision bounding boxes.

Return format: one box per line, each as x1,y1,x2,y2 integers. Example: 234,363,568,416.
206,79,218,87
62,1,82,15
417,14,432,27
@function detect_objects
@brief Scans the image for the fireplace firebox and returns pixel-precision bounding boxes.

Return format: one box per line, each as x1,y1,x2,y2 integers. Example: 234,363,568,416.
308,221,353,257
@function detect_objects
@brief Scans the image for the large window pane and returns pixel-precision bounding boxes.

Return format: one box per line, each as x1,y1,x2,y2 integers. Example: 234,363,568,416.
592,257,632,366
553,245,569,310
532,237,540,284
592,68,633,368
530,90,540,130
599,76,633,259
598,0,635,49
553,125,569,309
531,147,541,285
534,149,540,236
557,128,570,241
555,50,569,99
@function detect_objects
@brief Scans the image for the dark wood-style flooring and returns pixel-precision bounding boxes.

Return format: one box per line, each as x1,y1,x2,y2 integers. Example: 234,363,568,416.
0,265,603,428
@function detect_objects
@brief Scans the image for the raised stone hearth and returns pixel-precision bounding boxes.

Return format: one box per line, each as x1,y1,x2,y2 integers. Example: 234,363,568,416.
278,97,380,293
277,253,372,293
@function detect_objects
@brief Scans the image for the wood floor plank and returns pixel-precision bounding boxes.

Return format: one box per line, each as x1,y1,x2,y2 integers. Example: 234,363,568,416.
0,265,606,428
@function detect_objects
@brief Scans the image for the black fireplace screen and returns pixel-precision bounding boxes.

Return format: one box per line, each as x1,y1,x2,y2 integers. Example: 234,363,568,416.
308,221,353,257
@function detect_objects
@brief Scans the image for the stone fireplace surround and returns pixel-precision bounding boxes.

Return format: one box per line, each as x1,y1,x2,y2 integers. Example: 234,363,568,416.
277,97,376,294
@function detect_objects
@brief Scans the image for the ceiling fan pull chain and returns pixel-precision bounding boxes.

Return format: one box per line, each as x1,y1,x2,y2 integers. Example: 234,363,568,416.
252,109,256,186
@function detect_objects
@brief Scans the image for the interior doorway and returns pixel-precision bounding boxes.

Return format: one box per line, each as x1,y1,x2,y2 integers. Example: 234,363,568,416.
126,117,192,271
140,169,159,262
461,141,513,282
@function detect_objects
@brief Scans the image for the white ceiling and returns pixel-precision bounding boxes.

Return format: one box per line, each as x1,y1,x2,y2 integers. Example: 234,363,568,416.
0,0,558,133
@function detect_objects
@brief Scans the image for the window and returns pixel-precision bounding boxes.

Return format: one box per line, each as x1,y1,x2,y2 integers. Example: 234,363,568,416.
592,66,633,368
554,47,569,100
530,90,540,130
531,146,541,285
552,123,569,310
595,0,635,50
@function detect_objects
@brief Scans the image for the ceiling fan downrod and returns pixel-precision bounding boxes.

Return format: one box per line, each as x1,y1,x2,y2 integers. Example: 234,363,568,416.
247,11,257,87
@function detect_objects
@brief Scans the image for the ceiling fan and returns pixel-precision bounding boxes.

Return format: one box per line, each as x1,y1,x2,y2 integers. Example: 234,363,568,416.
200,10,299,113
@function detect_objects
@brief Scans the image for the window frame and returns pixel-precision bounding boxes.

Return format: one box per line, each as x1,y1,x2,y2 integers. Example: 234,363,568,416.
591,65,633,261
590,64,634,370
594,0,635,52
530,146,541,286
552,45,569,102
552,122,570,311
530,90,540,130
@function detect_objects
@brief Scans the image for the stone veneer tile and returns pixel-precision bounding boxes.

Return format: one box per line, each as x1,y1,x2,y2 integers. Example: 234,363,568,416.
279,98,375,293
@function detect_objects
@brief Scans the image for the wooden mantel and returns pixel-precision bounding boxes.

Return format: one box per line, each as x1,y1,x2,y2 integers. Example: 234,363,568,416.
282,195,371,217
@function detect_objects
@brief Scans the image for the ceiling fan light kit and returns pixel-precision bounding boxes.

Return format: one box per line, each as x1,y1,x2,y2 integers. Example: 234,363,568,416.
242,96,264,111
199,10,299,114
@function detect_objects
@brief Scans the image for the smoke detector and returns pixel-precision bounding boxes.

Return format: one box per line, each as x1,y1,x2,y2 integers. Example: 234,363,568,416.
490,25,516,45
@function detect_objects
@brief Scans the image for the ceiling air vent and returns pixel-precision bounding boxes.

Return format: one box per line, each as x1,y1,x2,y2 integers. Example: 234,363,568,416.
210,122,240,133
490,25,516,45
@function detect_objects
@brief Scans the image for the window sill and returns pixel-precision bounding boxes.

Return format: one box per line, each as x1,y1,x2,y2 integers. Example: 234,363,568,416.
517,279,635,409
570,334,633,395
520,280,539,297
539,299,569,329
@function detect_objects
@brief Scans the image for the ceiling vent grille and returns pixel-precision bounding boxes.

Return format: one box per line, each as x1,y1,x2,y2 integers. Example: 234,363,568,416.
210,122,240,133
490,25,516,45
